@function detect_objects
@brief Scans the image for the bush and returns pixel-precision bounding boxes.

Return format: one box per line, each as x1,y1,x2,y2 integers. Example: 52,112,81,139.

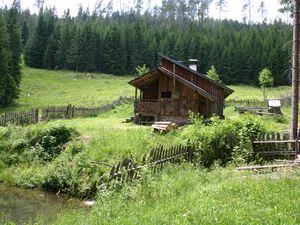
180,114,266,167
29,124,78,162
0,123,78,166
41,143,103,198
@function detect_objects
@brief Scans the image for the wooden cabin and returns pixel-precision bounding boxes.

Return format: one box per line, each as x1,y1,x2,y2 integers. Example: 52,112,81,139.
129,54,234,124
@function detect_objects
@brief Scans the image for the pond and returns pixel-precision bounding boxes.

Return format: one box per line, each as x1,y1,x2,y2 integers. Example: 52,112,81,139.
0,183,83,224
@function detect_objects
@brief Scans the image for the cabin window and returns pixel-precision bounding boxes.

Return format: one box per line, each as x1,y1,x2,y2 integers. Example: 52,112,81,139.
161,91,171,98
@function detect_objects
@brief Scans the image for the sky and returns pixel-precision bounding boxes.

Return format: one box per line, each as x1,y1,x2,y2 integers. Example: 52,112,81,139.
0,0,290,23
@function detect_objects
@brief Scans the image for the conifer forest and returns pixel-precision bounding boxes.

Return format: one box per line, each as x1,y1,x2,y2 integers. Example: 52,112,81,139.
2,0,292,89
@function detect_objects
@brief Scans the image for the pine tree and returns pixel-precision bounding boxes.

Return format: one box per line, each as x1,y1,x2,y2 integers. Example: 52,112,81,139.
44,25,60,69
102,24,126,75
21,20,29,47
25,10,47,68
55,13,73,69
6,3,22,88
66,26,81,72
79,21,96,72
0,12,18,105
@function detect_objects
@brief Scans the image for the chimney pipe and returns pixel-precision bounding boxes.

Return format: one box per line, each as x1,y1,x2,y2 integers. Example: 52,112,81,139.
189,59,198,71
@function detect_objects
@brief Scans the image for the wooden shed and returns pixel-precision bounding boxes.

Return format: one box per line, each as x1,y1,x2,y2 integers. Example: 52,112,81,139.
129,54,234,124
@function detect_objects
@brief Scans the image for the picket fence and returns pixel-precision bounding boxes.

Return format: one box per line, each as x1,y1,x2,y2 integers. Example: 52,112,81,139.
0,109,39,127
108,145,194,183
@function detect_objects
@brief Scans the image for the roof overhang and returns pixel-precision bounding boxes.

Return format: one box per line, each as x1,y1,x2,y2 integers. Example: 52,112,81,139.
128,69,159,89
158,53,234,98
158,67,217,102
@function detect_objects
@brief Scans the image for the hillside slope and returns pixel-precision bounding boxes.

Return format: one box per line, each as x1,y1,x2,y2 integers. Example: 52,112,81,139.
1,67,134,113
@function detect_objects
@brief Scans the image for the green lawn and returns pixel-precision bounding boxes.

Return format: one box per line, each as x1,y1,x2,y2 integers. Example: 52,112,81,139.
0,66,135,113
47,104,185,163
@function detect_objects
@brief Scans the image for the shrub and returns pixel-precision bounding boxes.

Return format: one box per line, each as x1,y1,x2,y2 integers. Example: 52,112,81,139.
232,117,266,164
29,124,78,162
42,144,103,198
181,115,267,167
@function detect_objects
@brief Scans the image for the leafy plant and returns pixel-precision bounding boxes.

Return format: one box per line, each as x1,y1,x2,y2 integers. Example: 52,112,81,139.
259,68,274,100
181,114,266,166
135,64,149,76
207,65,221,82
29,124,78,162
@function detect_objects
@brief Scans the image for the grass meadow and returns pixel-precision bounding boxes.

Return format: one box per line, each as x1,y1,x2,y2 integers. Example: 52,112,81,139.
227,85,291,100
0,66,134,113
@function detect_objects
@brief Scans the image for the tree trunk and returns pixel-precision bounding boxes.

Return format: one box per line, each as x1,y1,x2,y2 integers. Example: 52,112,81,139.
290,0,300,140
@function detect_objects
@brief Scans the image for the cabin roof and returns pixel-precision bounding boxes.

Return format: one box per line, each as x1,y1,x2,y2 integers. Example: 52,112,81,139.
129,69,159,89
129,54,234,101
158,67,217,102
158,53,234,96
129,68,217,102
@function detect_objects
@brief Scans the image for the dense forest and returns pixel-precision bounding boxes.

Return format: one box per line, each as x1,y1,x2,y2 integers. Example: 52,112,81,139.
1,0,293,86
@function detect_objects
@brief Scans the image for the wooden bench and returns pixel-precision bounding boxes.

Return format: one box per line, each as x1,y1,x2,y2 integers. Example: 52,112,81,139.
151,121,178,133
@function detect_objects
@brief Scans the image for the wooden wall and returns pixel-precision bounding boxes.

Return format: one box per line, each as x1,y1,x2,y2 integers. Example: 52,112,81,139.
142,80,159,100
140,71,212,117
161,58,225,116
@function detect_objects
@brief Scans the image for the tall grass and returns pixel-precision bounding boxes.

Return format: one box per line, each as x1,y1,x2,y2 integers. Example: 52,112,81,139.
53,165,300,225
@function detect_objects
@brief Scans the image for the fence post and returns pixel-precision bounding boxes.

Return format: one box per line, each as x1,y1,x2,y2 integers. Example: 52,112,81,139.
35,109,39,123
295,138,299,156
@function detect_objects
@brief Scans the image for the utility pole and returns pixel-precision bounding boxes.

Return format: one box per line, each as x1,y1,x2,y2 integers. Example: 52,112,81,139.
290,0,300,145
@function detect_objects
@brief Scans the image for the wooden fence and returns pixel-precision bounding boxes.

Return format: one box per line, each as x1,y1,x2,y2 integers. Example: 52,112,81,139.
225,97,291,108
0,109,38,127
108,145,194,183
41,96,133,121
0,96,133,127
253,131,299,160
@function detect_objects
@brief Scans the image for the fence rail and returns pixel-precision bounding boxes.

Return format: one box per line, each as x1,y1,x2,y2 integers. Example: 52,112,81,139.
253,131,299,160
225,97,292,108
0,109,38,126
108,145,194,183
41,96,133,121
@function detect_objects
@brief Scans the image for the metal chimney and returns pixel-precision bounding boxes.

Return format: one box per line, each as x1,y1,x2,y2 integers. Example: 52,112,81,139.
189,59,198,71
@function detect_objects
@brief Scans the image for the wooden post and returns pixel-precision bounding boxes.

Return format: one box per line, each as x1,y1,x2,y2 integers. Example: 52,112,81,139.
135,88,137,100
173,63,176,95
291,0,300,141
173,63,176,114
295,138,299,156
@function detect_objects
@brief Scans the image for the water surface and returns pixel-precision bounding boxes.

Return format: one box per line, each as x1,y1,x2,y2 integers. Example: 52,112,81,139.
0,183,81,224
